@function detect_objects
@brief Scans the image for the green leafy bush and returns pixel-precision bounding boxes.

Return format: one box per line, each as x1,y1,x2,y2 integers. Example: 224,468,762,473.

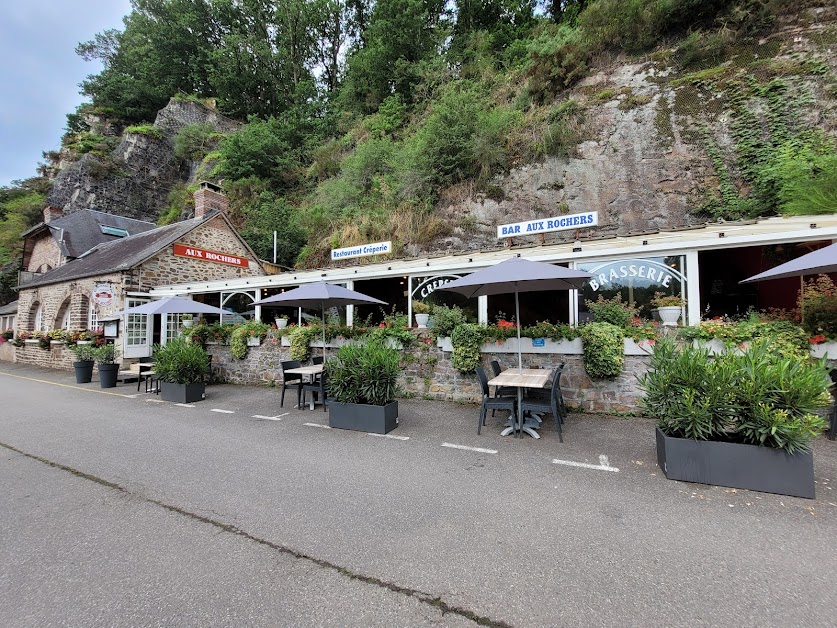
153,337,209,385
429,305,468,339
67,343,97,362
288,325,319,362
798,275,837,339
520,321,580,342
92,343,118,364
678,315,810,359
640,338,830,453
580,322,625,379
650,292,684,308
325,341,401,406
585,294,638,328
229,321,271,359
451,323,487,373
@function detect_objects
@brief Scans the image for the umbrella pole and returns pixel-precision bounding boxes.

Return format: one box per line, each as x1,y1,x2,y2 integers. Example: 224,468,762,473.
515,290,522,438
322,303,326,359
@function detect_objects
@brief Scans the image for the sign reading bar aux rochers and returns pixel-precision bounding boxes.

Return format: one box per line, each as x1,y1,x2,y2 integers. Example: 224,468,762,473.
497,211,598,239
173,244,249,267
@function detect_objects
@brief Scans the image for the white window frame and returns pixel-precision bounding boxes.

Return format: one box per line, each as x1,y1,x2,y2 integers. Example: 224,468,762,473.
88,304,99,331
33,304,43,331
124,298,152,357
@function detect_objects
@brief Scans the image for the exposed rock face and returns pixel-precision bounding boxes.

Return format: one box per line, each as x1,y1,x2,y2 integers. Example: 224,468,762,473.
45,99,240,222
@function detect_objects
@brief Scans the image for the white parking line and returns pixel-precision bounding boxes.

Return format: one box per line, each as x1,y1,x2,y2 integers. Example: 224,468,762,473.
368,433,410,441
211,409,235,414
552,456,619,473
146,399,165,404
304,422,331,429
442,443,497,454
121,394,140,398
253,413,288,421
175,403,196,408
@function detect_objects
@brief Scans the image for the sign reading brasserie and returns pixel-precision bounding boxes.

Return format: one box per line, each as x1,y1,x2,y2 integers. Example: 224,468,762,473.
497,211,598,239
173,244,249,267
331,241,392,261
585,259,686,291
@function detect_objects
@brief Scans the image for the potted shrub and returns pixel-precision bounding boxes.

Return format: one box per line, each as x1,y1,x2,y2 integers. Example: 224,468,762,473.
275,314,289,329
412,300,431,328
153,337,210,403
640,338,829,499
650,292,684,327
325,341,401,434
93,343,120,389
68,342,97,384
180,313,194,328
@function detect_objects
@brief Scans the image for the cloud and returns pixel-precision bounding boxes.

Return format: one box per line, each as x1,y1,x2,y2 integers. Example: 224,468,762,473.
0,1,132,186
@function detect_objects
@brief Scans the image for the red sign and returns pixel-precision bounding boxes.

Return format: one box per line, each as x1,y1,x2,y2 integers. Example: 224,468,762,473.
173,244,249,268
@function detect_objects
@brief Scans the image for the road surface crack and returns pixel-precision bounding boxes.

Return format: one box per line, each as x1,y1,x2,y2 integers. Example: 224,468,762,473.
0,440,512,628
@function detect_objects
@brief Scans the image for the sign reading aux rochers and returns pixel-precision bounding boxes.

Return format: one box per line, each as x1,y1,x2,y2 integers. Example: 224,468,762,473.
497,211,598,239
173,244,249,267
331,241,392,261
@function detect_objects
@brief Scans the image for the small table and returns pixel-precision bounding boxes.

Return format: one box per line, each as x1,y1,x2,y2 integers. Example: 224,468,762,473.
284,365,324,409
487,368,550,439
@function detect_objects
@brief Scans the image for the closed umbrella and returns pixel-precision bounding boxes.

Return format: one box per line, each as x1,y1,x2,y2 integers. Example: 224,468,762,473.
253,282,386,357
438,257,592,370
115,296,229,316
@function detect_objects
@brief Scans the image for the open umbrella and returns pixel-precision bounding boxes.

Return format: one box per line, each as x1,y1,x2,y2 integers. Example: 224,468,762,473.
741,242,837,283
115,296,229,317
253,281,386,357
438,257,592,370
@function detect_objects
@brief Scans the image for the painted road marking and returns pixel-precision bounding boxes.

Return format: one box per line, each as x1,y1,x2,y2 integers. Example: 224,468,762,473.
252,413,288,421
121,394,140,398
175,403,196,408
0,371,131,397
304,422,331,429
211,409,235,414
552,456,619,473
442,443,498,454
368,433,410,441
146,399,165,404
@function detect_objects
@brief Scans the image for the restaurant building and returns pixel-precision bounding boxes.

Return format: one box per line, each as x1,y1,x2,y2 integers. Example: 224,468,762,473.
12,183,265,368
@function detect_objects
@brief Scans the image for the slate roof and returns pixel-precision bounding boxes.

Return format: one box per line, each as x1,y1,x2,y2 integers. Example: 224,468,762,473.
0,300,18,316
22,210,157,259
19,212,218,289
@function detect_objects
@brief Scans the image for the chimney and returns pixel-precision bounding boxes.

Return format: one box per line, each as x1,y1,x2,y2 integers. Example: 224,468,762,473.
194,181,228,219
43,206,64,223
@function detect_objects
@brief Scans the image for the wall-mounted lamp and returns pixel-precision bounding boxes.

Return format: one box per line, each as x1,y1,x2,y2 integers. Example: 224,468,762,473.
468,258,472,262
719,232,725,238
572,239,582,252
810,223,817,229
642,240,648,246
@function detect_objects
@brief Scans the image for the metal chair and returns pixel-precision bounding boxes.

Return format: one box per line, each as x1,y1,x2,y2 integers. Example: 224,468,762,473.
520,364,566,442
280,360,304,408
489,360,517,397
475,366,516,436
302,372,330,412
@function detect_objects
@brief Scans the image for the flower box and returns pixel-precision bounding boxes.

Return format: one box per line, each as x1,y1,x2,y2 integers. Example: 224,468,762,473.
246,336,261,347
810,342,837,359
329,401,398,434
50,340,64,346
655,428,815,499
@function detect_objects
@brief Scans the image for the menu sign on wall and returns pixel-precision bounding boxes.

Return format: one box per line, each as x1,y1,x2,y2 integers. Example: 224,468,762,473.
173,244,249,267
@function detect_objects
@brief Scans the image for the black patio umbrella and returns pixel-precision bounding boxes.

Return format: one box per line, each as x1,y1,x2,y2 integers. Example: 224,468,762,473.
438,257,592,370
253,282,387,357
741,242,837,283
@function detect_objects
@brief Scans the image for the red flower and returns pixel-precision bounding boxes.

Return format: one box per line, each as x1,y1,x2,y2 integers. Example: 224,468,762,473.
379,323,386,328
810,334,826,344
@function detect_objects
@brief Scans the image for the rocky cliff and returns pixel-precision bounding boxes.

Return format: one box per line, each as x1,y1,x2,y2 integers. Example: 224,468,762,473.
44,99,240,222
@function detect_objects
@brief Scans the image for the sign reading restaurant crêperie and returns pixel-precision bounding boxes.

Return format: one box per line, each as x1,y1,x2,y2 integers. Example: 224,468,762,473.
497,211,598,239
173,244,249,267
331,241,392,261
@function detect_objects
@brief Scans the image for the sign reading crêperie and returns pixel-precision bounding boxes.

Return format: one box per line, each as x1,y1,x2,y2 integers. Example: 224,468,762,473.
497,211,598,239
331,241,392,261
173,244,249,267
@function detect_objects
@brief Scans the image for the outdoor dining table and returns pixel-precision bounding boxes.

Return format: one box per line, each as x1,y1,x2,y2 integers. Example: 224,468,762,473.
283,364,324,409
487,368,551,439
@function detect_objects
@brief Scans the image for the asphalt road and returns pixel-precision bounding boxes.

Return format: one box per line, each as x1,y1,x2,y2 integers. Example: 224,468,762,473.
1,363,835,627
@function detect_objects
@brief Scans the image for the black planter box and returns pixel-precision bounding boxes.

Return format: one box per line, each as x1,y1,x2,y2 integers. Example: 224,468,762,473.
98,363,120,388
329,401,398,434
160,382,206,404
74,360,94,384
655,428,815,499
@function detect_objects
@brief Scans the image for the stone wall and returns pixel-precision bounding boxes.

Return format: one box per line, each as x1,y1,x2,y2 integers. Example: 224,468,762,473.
14,342,75,370
137,215,264,288
206,334,650,414
26,235,61,273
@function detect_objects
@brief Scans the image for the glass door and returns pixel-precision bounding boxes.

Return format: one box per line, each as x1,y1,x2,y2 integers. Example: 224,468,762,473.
123,298,152,358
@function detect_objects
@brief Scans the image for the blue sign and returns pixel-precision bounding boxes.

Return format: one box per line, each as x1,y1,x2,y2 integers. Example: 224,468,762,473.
532,338,545,347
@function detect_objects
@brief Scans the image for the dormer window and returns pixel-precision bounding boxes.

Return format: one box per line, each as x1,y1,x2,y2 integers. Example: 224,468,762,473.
101,225,129,237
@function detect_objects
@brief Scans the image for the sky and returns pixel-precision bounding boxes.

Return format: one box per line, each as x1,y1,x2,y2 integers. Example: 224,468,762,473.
0,1,133,187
